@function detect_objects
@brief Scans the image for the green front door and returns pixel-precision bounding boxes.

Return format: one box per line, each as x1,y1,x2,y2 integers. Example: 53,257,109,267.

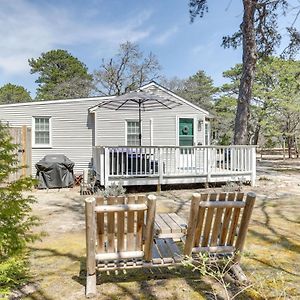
179,118,194,146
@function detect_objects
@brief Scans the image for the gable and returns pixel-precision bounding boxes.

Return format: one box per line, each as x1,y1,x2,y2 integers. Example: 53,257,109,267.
140,81,211,116
89,81,212,116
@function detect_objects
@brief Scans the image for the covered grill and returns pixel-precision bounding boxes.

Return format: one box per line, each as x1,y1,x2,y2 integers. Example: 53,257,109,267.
36,154,75,189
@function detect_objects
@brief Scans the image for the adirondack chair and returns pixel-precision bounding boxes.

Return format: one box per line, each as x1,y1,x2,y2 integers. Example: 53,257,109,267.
183,192,256,281
85,192,255,298
85,194,183,298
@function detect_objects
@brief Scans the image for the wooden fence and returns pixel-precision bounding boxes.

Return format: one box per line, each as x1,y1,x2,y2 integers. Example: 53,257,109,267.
7,126,32,182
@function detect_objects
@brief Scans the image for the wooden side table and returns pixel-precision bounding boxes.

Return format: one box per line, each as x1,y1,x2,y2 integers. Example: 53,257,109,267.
154,213,187,241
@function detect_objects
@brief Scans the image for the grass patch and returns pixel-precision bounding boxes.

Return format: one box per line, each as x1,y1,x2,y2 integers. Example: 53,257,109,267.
22,196,300,300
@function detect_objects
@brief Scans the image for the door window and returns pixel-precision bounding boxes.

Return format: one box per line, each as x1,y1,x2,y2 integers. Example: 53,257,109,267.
179,118,194,146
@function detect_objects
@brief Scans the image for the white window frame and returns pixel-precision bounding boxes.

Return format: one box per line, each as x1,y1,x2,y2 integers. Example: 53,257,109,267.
204,121,210,146
32,116,52,148
125,120,142,146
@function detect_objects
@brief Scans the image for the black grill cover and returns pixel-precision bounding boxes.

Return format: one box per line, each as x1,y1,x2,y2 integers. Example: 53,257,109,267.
36,154,75,189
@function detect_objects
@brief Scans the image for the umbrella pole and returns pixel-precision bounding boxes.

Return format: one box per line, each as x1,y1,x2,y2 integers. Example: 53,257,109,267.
139,101,142,146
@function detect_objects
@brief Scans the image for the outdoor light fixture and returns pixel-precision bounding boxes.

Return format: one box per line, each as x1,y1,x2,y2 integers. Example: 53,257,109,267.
198,120,203,131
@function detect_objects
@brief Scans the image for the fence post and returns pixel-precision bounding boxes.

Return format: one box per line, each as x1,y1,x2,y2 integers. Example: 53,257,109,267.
21,125,27,177
85,197,96,298
251,147,256,186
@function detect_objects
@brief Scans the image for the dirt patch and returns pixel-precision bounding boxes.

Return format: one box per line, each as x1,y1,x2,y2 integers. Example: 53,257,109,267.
21,158,300,299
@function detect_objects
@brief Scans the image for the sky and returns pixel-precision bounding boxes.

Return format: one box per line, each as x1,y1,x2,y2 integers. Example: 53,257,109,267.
0,0,299,97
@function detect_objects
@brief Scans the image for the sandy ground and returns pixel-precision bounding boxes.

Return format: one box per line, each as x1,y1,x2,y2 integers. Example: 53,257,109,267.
13,158,300,300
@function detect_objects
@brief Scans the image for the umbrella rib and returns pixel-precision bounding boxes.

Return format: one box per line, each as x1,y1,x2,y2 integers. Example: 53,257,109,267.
116,99,130,110
153,98,174,109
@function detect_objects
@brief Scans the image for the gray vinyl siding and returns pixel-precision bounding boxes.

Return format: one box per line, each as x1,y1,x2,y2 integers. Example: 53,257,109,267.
95,85,208,147
0,98,103,174
0,83,210,176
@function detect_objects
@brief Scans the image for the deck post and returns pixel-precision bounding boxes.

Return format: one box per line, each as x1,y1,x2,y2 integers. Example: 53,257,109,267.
207,148,211,183
104,147,109,187
250,147,256,186
85,197,96,298
157,147,163,192
99,147,105,186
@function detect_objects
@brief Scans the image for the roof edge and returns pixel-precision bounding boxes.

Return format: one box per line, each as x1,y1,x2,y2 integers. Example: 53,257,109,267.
0,95,114,108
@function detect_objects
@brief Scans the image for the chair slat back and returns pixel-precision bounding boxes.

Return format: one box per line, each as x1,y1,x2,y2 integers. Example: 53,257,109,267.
94,195,156,262
184,192,256,257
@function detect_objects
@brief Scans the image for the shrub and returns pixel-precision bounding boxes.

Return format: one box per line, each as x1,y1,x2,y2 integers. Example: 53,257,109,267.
0,123,39,296
0,255,28,297
97,182,126,198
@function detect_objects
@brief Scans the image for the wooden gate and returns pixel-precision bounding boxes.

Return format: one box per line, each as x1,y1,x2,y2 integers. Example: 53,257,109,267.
8,126,32,182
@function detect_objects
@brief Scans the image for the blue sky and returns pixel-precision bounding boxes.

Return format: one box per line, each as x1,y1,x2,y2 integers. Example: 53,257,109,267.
0,0,299,97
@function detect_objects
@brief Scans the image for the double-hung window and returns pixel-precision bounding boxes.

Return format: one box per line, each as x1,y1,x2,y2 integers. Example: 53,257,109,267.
33,117,51,147
127,121,140,146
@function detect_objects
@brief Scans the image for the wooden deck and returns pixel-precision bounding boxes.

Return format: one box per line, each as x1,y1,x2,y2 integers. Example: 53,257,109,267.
93,145,256,187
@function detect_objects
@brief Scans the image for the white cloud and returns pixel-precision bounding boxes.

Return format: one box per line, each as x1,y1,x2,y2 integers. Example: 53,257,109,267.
0,0,153,76
191,32,222,56
153,26,179,45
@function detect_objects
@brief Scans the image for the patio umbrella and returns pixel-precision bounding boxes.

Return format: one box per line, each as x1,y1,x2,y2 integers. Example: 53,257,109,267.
96,90,182,145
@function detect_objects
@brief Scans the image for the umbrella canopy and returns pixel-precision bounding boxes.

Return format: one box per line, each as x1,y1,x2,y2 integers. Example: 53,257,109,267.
96,90,182,145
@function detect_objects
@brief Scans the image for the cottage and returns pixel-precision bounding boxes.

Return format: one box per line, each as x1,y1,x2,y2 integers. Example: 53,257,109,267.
0,82,256,187
0,82,210,173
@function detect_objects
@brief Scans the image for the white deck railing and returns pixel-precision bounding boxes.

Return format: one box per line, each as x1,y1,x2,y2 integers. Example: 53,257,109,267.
93,145,256,187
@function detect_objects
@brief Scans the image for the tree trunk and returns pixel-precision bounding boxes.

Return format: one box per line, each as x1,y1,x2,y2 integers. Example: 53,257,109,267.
287,136,292,159
233,0,257,145
253,123,261,145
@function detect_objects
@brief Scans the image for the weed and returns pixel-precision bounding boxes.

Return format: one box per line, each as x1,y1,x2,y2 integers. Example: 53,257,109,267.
259,176,271,181
222,178,245,193
183,253,252,300
97,182,126,198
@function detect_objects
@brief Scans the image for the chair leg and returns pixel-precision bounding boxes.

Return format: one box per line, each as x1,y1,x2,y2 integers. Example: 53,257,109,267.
86,273,96,298
231,264,248,283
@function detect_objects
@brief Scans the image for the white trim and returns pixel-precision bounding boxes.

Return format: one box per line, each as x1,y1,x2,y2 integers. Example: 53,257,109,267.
94,111,98,146
125,119,142,146
0,95,114,109
140,82,211,116
32,116,52,148
124,120,127,146
175,117,179,146
193,117,198,146
204,121,210,146
150,118,153,146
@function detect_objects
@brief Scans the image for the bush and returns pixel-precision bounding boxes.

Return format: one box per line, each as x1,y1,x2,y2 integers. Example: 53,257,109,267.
97,182,126,198
0,123,39,296
0,255,28,297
